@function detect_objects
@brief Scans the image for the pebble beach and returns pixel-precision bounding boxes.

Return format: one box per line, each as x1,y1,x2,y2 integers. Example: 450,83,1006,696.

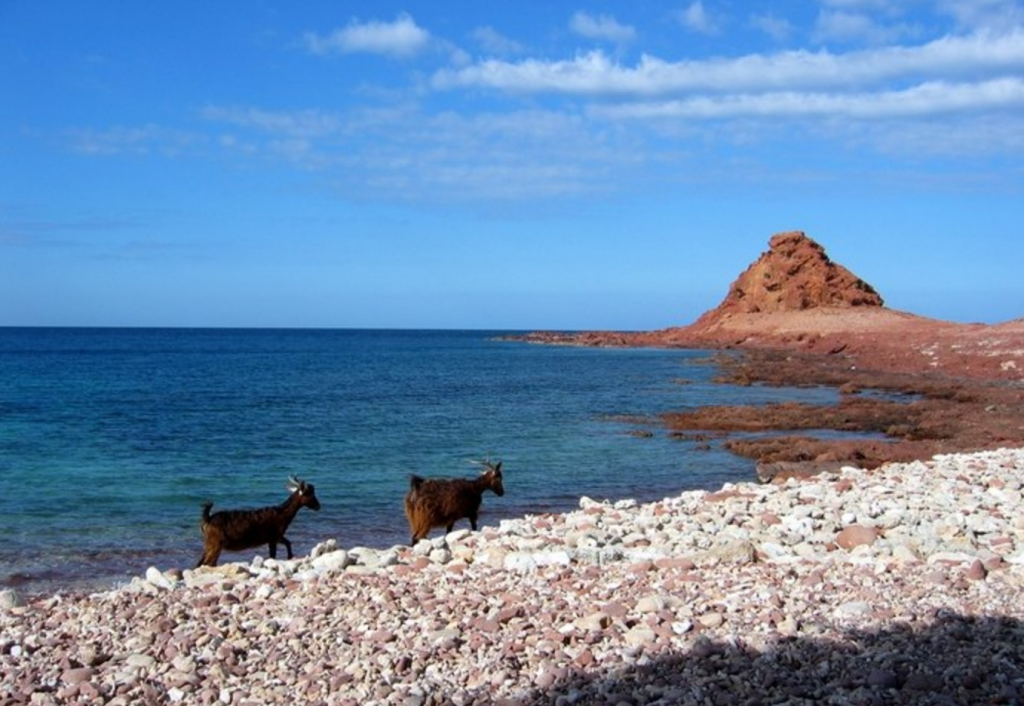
3,447,1024,706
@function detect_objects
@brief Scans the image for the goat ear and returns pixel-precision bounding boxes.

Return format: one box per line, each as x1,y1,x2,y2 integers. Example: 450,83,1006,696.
494,462,502,472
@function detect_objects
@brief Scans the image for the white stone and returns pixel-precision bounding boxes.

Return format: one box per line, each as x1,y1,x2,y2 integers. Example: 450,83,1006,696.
575,612,610,631
757,542,794,561
446,529,472,543
1003,551,1024,565
623,626,656,647
834,601,872,618
504,552,538,572
311,549,351,573
310,538,338,558
348,546,383,567
377,549,400,567
698,612,724,628
0,588,27,610
891,544,921,563
926,551,977,565
126,653,156,669
533,550,572,567
636,595,668,613
966,514,1002,534
429,548,453,564
144,566,174,591
672,620,694,635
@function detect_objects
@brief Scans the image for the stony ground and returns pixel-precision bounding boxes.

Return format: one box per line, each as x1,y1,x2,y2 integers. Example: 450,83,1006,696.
3,447,1024,705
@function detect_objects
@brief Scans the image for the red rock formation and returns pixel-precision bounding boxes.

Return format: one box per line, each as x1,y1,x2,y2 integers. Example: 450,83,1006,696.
517,229,1024,382
699,231,882,320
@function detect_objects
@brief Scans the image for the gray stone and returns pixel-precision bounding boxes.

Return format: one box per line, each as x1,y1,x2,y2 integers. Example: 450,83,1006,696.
0,588,26,610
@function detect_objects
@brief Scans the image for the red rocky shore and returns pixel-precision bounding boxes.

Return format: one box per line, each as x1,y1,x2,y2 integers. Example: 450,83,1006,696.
514,231,1024,471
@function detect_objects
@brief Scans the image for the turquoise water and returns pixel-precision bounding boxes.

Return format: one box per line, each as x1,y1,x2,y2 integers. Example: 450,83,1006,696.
0,328,841,594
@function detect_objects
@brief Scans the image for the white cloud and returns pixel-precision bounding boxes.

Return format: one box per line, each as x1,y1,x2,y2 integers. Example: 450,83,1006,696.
819,0,897,8
750,13,794,42
675,2,719,35
569,12,637,44
593,77,1024,120
431,30,1024,96
472,26,525,56
73,14,1024,207
201,106,340,138
304,13,430,58
196,103,646,202
813,10,912,45
67,124,201,156
938,0,1024,31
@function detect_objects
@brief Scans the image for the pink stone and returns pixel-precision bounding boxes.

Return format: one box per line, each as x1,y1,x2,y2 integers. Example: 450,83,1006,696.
627,560,654,575
601,601,629,619
833,479,854,493
965,559,987,581
654,557,696,570
61,667,95,685
575,649,594,667
985,556,1005,571
473,618,500,633
535,669,557,689
836,525,878,550
495,606,524,624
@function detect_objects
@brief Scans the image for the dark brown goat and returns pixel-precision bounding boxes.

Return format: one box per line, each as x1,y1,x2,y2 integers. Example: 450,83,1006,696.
404,461,504,545
197,476,321,567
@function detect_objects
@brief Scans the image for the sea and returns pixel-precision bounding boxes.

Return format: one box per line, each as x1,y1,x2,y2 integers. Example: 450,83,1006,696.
0,327,844,596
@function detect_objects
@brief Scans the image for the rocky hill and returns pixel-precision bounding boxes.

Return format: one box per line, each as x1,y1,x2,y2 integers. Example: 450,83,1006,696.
698,230,882,319
518,230,1024,382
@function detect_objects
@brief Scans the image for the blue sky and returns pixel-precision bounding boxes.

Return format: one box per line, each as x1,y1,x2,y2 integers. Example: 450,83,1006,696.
2,1,1022,329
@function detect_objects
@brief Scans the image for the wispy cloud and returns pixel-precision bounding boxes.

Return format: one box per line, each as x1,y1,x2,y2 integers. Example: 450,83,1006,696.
675,2,719,35
569,12,636,44
51,14,1024,207
201,106,341,138
304,13,430,58
818,0,897,9
431,30,1024,96
594,78,1024,120
66,124,202,156
813,10,916,45
0,208,152,254
195,103,653,203
472,26,525,56
750,13,795,42
938,0,1024,31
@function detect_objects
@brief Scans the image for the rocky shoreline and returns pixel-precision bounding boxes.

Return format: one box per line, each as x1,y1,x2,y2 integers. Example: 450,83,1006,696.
4,447,1024,705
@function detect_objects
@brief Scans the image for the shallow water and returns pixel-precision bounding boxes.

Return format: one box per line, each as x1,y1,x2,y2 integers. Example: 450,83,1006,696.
0,328,845,594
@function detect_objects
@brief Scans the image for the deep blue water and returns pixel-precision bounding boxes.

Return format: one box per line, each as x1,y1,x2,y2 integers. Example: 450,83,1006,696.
0,328,842,595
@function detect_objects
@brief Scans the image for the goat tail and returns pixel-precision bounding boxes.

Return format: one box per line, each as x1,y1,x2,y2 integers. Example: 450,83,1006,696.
201,501,214,523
